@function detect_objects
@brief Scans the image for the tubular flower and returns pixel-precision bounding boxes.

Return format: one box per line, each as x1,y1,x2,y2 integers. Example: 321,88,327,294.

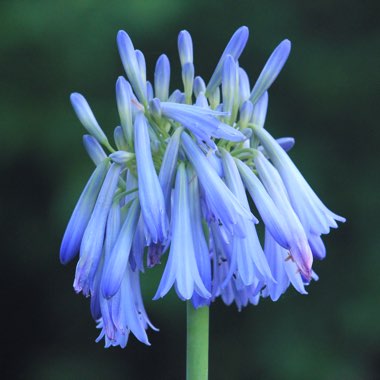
61,26,345,348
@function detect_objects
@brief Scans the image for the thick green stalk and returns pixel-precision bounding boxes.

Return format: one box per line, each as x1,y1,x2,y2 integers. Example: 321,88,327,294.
186,302,209,380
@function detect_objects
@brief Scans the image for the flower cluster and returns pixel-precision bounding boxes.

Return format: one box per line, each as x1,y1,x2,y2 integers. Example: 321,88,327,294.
61,26,345,348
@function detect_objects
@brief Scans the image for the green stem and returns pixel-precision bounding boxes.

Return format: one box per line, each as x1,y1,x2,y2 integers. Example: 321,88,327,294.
186,302,209,380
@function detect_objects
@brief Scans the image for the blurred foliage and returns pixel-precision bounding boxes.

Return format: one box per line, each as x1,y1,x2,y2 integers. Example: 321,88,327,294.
1,0,379,379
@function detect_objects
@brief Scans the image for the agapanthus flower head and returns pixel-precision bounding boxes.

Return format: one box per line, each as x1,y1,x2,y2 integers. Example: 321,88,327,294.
61,26,345,348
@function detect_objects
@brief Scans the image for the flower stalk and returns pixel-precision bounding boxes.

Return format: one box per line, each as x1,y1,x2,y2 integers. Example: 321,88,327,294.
186,303,209,380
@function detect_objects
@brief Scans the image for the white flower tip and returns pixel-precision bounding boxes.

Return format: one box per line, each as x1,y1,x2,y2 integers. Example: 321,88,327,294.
281,39,292,49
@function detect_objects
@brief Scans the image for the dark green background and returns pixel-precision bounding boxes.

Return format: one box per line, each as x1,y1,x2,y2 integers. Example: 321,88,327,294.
1,0,379,379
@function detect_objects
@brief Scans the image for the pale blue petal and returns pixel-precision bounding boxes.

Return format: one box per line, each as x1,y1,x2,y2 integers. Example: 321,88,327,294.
74,163,122,295
117,30,147,105
178,30,193,66
188,167,212,308
206,26,249,95
101,199,140,299
250,40,291,104
254,127,346,236
222,55,238,119
83,135,107,165
239,101,253,129
154,54,170,101
154,163,210,300
263,229,290,301
113,126,129,151
158,128,182,213
115,77,133,147
168,89,185,104
238,67,251,104
182,132,255,237
161,102,245,145
146,80,154,102
134,112,168,243
308,233,326,260
195,92,209,108
135,49,146,83
193,76,206,97
130,269,158,331
70,93,109,146
104,199,121,258
236,158,289,248
182,62,194,100
251,91,268,129
60,159,109,264
221,150,274,285
254,151,313,279
109,150,134,165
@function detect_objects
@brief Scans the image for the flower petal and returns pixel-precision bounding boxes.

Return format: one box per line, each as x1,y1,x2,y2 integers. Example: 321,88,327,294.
134,112,168,244
60,159,109,264
117,30,147,105
101,199,140,299
206,26,249,95
70,93,110,146
73,163,122,295
250,40,291,104
154,54,171,101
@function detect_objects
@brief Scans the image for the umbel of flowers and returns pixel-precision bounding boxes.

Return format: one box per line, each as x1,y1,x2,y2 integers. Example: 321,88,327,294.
60,26,345,348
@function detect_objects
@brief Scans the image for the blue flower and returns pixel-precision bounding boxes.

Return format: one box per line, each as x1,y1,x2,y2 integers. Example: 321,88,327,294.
262,229,309,301
182,132,255,237
62,25,345,348
206,26,249,95
117,31,147,105
97,265,157,347
116,77,134,148
70,93,111,149
221,150,274,286
134,112,168,244
160,101,246,148
154,163,210,300
187,166,212,308
60,159,109,264
158,127,182,213
250,40,291,104
253,126,345,236
82,135,107,165
253,151,314,279
154,54,171,101
222,55,239,124
101,199,140,299
235,151,314,280
74,163,123,296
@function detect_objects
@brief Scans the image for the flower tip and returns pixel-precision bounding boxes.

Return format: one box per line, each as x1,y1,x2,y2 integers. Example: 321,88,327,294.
236,25,249,38
282,39,292,49
178,30,193,66
116,29,128,43
116,75,126,86
224,54,235,66
59,249,70,265
178,29,190,38
157,54,170,66
277,39,292,58
100,284,115,300
70,92,83,106
152,292,162,301
300,267,313,283
336,215,346,223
